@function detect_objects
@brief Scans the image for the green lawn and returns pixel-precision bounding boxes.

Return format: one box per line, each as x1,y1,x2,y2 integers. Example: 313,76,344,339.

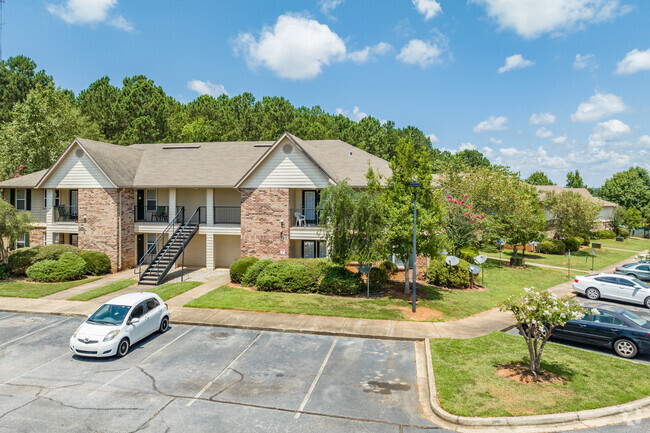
0,278,101,298
186,261,570,321
68,279,137,301
151,281,203,301
596,237,650,252
430,332,650,417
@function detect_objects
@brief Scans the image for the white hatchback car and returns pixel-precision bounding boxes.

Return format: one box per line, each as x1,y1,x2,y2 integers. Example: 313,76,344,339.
70,292,170,358
573,273,650,309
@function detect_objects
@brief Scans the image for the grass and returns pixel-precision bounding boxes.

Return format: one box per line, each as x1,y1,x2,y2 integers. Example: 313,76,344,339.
430,332,650,417
150,281,203,301
0,278,101,298
595,237,650,252
68,279,137,301
185,261,570,321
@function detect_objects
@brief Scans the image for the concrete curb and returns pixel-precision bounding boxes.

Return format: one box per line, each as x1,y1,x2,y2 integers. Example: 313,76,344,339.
423,338,650,428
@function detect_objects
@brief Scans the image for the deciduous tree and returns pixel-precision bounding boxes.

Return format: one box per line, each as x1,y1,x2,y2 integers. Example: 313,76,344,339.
0,201,36,263
542,190,601,239
526,171,555,186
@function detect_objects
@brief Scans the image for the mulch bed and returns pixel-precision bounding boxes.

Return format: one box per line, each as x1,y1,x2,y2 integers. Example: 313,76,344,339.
496,363,567,385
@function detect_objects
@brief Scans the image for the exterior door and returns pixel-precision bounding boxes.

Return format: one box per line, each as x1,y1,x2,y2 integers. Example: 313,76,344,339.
302,241,316,259
136,190,145,221
70,190,78,217
137,234,145,264
303,190,318,225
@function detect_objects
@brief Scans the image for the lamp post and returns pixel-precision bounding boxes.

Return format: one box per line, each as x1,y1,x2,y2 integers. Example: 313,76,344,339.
410,182,421,313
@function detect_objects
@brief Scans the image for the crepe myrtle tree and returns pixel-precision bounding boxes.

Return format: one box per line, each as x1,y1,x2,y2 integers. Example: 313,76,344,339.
444,194,484,257
500,288,585,379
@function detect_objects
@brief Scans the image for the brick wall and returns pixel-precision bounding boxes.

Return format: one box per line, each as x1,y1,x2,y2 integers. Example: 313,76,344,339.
240,188,290,259
29,227,46,247
78,188,135,272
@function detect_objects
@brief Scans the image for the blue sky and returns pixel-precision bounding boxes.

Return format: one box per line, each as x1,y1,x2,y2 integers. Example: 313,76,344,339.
4,0,650,187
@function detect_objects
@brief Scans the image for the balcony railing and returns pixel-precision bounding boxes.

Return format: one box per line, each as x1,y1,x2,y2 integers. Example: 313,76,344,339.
214,206,241,224
54,205,78,222
291,208,321,227
134,206,185,223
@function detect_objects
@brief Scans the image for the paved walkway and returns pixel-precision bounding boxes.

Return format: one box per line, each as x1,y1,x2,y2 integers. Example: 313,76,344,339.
41,268,136,300
0,250,645,341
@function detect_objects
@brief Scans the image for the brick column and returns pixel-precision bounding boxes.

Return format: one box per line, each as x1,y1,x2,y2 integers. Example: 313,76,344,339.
240,188,290,259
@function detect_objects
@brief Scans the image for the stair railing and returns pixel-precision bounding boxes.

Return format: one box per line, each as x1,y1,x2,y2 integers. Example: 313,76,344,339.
151,207,201,284
135,206,185,277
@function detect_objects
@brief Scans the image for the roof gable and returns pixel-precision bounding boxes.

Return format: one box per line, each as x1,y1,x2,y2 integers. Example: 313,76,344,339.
37,141,116,189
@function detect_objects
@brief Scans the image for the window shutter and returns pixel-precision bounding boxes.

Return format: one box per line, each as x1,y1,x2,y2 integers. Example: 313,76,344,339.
25,234,30,247
26,190,31,211
9,189,15,206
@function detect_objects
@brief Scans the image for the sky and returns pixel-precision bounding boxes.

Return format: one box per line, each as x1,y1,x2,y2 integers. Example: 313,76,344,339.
3,0,650,187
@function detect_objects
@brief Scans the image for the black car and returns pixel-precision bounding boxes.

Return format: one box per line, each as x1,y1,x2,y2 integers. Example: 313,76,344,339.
550,303,650,359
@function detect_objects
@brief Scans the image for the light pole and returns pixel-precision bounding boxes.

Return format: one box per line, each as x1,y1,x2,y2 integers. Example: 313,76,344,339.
410,182,421,313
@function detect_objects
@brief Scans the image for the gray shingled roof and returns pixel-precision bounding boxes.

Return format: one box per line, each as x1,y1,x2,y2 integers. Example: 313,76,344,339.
76,138,144,188
535,185,618,207
0,169,48,188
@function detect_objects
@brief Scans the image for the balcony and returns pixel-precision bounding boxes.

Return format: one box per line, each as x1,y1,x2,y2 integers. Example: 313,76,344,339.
54,205,78,222
290,208,321,227
215,206,240,224
134,206,185,223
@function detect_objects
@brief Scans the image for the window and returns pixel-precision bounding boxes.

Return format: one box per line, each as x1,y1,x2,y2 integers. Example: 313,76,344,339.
147,233,157,255
146,190,157,211
318,241,327,259
15,189,26,211
303,241,316,259
71,234,78,247
145,298,159,310
15,233,29,249
43,232,47,245
638,265,650,272
54,190,60,207
130,303,146,321
617,278,635,287
595,276,617,284
592,312,623,326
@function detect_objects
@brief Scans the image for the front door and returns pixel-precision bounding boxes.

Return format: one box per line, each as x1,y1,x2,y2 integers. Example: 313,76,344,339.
137,234,145,264
136,190,145,221
303,190,319,225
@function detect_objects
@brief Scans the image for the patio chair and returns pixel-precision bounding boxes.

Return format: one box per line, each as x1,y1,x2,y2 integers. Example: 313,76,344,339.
57,206,68,221
294,211,306,227
154,206,168,222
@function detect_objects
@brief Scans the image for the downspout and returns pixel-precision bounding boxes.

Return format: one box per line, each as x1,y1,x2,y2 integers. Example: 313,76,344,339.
118,189,122,271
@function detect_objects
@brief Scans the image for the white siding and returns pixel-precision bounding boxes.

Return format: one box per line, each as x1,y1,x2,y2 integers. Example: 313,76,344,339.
242,139,331,188
42,144,114,189
30,189,46,222
213,235,241,268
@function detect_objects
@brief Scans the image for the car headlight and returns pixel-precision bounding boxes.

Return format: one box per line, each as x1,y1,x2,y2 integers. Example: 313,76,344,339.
72,326,80,339
103,330,120,342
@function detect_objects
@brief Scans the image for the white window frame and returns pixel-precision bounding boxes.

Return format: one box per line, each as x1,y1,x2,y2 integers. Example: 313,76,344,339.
15,233,29,249
43,192,47,208
146,233,157,254
43,232,47,245
54,190,60,207
15,189,26,211
146,190,157,211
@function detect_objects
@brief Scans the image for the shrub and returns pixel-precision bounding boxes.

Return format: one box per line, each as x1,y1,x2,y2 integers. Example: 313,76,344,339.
580,236,590,246
460,246,480,263
7,248,38,275
279,258,332,283
26,252,87,282
241,259,273,287
378,260,398,277
319,266,363,296
256,262,316,293
619,228,629,239
80,251,112,276
538,239,566,255
230,257,259,283
368,267,388,292
0,264,9,280
425,257,470,289
595,229,616,239
34,244,80,262
563,237,582,252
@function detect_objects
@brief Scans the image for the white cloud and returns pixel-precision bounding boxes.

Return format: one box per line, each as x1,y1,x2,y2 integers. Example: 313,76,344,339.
187,80,228,98
499,147,520,156
551,135,568,144
335,106,367,122
473,115,509,133
412,0,442,20
536,146,569,168
571,92,628,122
481,146,495,157
615,48,650,75
498,54,534,73
574,53,598,70
536,127,553,139
233,14,346,80
471,0,630,39
319,0,344,17
589,119,631,146
639,135,650,146
489,137,503,145
427,133,440,143
529,112,556,125
459,142,477,151
396,39,442,68
47,0,132,31
347,42,393,63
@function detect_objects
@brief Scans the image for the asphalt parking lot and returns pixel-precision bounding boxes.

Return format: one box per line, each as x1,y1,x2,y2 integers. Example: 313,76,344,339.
0,312,444,433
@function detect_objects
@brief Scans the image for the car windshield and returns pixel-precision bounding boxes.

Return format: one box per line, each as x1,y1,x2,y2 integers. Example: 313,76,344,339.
88,304,131,325
631,278,649,288
621,263,634,268
620,310,648,327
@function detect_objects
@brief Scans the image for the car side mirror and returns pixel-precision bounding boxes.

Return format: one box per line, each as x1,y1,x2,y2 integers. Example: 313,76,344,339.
130,317,140,325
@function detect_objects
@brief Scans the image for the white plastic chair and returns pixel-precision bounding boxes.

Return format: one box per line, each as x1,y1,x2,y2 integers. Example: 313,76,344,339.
294,211,306,227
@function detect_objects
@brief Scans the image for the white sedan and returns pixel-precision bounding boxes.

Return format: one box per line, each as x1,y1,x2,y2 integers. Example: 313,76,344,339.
573,273,650,309
70,292,170,358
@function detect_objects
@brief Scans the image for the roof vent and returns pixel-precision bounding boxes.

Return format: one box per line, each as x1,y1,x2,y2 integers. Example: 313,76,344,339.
254,144,272,148
282,144,293,154
349,151,353,156
75,149,84,158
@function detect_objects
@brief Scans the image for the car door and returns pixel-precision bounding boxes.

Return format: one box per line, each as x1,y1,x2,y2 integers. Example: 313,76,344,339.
144,297,162,335
580,311,624,348
615,278,641,304
128,302,149,343
554,314,593,344
593,276,620,300
636,264,650,281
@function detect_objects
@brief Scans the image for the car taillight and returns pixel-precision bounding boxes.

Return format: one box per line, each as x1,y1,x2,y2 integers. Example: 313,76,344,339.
574,279,579,283
164,303,168,309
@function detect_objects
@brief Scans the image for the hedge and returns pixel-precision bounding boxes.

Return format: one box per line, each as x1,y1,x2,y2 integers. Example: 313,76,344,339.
594,229,616,239
619,228,630,239
80,251,112,276
0,264,9,280
241,259,273,287
34,245,80,261
7,247,38,275
425,257,470,289
230,257,259,283
538,239,566,255
319,266,363,296
368,267,388,292
563,237,582,252
26,252,87,283
256,261,316,293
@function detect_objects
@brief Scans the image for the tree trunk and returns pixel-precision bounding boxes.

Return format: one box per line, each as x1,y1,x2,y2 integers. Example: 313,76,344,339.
404,260,410,294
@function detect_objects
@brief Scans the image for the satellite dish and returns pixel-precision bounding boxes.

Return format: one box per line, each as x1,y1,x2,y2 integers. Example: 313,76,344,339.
530,241,539,246
496,239,506,246
469,264,481,275
357,265,372,275
474,254,487,265
445,256,460,266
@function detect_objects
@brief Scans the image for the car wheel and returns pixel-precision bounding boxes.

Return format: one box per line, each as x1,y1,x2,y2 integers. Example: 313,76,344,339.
585,287,600,300
613,339,638,359
627,273,638,279
645,297,650,309
117,338,130,358
159,316,169,333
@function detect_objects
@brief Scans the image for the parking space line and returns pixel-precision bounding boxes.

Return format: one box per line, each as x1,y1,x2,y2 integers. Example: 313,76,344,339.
0,318,70,349
186,331,263,407
2,352,71,385
0,313,18,322
294,336,338,420
92,326,195,394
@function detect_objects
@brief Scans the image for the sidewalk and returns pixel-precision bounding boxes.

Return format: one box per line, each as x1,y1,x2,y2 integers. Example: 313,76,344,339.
0,250,645,341
41,268,136,300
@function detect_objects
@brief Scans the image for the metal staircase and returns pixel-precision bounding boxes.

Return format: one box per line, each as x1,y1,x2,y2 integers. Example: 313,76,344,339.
137,207,201,286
